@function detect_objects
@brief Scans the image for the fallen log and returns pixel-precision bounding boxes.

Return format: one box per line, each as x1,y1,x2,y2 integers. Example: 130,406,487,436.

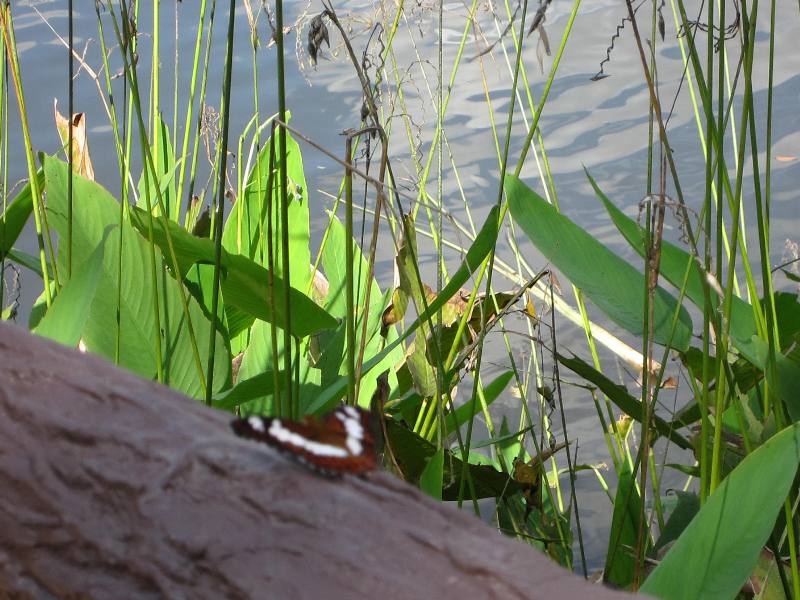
0,322,636,599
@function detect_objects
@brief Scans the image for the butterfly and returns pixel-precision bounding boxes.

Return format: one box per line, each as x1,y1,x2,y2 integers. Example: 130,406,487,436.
231,405,378,476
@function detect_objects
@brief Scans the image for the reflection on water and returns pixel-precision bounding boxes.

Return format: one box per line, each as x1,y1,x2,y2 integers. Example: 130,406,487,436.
11,0,800,570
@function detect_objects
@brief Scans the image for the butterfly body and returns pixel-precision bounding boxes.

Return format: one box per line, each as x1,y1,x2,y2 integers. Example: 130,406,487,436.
231,405,378,476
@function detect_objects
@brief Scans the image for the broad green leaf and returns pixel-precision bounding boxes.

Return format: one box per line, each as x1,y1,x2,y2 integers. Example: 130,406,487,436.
44,155,229,398
129,206,337,338
420,448,444,500
392,214,437,396
589,172,800,420
236,321,322,417
0,169,42,256
306,205,500,415
641,423,800,599
34,227,109,346
223,125,311,293
212,370,276,410
316,215,402,408
211,368,322,413
604,462,650,588
224,252,337,338
406,339,437,397
130,206,213,276
587,169,755,350
752,339,800,422
505,174,692,351
557,353,692,450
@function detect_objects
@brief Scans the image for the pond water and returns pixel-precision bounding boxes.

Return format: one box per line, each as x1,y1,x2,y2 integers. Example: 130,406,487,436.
10,0,800,571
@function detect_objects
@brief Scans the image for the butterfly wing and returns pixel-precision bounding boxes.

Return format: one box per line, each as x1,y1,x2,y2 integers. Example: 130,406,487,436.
315,406,377,474
231,406,377,475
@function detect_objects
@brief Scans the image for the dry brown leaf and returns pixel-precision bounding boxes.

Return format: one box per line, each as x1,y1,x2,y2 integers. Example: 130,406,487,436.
54,100,95,180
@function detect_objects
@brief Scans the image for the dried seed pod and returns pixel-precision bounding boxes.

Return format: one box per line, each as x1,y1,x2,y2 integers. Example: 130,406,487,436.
308,13,330,65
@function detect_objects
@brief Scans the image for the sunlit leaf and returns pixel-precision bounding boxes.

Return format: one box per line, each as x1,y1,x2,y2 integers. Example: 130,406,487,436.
0,169,42,257
129,206,337,339
34,227,109,346
506,174,692,351
641,423,800,599
44,155,229,398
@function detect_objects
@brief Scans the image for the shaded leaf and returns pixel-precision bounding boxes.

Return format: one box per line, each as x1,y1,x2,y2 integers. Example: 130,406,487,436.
604,463,650,588
420,448,444,500
386,417,522,501
590,171,800,420
654,490,699,553
557,352,692,450
44,155,229,398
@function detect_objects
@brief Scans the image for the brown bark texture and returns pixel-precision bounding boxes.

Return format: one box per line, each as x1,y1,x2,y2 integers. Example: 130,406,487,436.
0,322,640,599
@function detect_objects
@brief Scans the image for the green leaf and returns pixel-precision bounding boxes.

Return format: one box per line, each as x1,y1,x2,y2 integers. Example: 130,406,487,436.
129,206,337,338
316,215,401,408
44,155,229,399
419,448,444,500
236,322,323,417
212,370,276,410
641,423,800,599
505,174,692,351
223,126,311,292
0,169,42,256
34,227,110,346
211,368,322,413
224,252,337,338
7,247,48,278
588,169,756,351
589,172,800,421
396,214,437,397
742,335,800,422
557,352,692,450
306,205,500,415
604,462,650,588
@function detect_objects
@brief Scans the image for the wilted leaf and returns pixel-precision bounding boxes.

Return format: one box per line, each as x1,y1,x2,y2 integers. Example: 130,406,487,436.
54,101,95,180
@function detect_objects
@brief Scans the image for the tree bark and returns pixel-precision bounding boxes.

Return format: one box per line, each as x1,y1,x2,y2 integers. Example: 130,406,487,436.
0,322,637,599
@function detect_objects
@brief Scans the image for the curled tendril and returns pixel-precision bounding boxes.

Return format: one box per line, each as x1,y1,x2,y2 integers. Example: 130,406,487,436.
592,0,667,82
